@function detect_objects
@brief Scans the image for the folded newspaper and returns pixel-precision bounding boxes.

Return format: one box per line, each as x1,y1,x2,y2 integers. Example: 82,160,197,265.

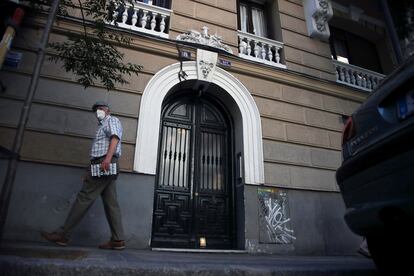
91,163,117,177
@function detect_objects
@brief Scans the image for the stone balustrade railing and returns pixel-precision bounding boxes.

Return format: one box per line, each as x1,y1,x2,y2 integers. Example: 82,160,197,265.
333,60,385,92
238,31,286,69
109,0,172,38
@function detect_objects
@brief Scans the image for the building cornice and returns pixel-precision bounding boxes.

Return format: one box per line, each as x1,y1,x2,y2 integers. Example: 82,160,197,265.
27,15,367,103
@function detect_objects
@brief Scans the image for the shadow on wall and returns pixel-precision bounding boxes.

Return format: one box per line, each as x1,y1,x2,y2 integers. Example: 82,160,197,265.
1,161,155,249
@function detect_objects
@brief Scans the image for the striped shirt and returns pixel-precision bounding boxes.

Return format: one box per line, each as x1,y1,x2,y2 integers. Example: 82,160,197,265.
90,115,122,159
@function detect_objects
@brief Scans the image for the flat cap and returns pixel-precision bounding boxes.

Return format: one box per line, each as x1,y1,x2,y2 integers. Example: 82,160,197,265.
92,101,110,111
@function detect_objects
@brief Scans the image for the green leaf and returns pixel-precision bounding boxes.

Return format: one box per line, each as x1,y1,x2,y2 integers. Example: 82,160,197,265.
27,0,142,90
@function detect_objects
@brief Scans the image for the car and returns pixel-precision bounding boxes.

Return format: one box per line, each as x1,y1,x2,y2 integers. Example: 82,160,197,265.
336,55,414,273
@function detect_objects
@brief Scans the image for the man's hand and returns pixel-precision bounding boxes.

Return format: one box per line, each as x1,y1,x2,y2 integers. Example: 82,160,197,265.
101,136,119,172
101,156,111,172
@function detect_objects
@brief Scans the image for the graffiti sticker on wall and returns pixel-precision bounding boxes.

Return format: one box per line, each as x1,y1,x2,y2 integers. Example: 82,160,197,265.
258,187,296,244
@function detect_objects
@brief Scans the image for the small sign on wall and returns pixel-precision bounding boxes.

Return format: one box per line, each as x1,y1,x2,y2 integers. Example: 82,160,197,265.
258,187,296,244
218,59,231,67
180,50,191,60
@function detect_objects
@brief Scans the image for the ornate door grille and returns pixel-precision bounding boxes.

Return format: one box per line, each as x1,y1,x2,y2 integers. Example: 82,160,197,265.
151,94,233,249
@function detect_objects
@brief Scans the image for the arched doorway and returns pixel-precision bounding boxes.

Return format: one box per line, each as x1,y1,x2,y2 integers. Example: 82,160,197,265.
134,61,264,186
151,91,235,249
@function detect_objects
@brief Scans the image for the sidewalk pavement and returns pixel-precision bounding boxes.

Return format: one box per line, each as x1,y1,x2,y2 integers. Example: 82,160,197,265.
0,241,378,275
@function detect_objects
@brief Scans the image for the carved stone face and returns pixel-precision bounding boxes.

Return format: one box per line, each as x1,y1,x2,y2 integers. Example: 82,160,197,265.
199,61,214,79
318,0,329,9
314,0,330,32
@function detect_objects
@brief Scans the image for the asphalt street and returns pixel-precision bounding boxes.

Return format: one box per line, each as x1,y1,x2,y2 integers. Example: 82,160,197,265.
0,241,378,275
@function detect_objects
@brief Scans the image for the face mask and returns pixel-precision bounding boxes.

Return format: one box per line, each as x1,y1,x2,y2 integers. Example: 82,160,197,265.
96,109,106,120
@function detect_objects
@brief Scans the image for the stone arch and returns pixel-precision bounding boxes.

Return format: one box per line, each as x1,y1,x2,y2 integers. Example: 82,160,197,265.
134,61,264,185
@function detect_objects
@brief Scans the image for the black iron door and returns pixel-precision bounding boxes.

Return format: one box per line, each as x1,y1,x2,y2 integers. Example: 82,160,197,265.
151,94,233,249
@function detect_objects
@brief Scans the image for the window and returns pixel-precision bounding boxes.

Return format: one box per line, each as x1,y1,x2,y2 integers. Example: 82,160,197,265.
330,35,349,64
239,0,268,37
330,27,383,73
137,0,170,9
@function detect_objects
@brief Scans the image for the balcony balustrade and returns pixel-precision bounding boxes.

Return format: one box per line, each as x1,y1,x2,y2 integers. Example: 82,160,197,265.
333,60,385,92
238,31,286,69
109,0,172,38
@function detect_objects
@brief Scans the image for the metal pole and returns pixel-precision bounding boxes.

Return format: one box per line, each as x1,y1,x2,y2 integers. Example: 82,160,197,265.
0,0,61,239
379,0,404,65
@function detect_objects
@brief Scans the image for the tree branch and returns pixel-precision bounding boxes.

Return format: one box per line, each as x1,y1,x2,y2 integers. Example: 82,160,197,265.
77,0,88,41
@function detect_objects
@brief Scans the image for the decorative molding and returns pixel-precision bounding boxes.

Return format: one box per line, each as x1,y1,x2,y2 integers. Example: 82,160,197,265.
196,49,218,82
303,0,333,41
9,16,368,103
134,61,265,185
176,26,233,54
331,2,385,28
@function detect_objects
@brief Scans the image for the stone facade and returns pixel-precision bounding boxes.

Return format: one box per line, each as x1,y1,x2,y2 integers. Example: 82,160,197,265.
0,0,397,254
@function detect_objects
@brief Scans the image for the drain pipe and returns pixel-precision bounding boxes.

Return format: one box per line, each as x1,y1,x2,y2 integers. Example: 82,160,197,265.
379,0,403,65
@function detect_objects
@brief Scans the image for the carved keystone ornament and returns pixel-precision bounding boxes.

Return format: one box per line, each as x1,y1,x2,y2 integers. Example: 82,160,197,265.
196,49,218,82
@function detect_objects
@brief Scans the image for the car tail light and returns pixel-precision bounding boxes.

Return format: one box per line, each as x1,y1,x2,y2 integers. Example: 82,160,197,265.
342,116,356,145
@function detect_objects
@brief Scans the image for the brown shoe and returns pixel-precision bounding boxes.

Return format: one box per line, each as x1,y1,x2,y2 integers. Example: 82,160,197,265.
41,231,68,246
99,240,125,250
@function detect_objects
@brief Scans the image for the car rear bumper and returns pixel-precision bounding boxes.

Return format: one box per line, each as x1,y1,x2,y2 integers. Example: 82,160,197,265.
337,146,414,236
344,197,414,236
337,121,414,183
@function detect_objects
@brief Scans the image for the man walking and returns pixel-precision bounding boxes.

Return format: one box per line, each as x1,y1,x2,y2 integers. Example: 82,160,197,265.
42,101,125,250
